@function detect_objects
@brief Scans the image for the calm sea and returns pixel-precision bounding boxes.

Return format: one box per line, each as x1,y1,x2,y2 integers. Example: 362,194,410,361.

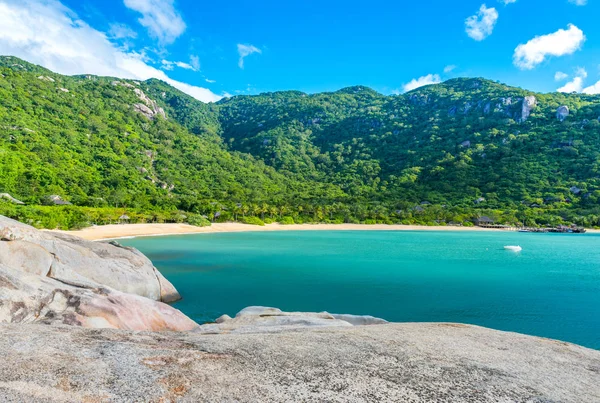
121,231,600,349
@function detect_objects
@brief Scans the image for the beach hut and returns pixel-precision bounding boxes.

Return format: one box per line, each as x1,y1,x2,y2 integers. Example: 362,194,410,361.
118,214,130,224
47,195,72,205
475,216,494,226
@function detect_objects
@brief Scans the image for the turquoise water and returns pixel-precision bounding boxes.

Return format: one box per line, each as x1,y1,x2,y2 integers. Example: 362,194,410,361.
121,231,600,349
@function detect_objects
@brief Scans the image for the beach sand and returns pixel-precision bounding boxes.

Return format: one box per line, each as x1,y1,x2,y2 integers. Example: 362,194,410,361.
56,222,512,241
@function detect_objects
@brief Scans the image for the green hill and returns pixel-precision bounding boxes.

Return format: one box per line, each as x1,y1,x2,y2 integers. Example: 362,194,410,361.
1,56,599,228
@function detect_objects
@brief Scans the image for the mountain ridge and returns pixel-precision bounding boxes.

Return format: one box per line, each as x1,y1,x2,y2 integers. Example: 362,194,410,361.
1,56,599,229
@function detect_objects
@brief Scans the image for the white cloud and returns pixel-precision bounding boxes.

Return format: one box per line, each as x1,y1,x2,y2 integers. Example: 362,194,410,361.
123,0,186,45
557,68,587,93
403,74,442,92
190,55,200,71
557,77,584,93
443,65,457,73
568,0,587,5
574,67,588,79
0,0,221,102
513,24,585,70
237,44,261,69
205,78,216,83
465,5,498,41
583,81,600,94
161,56,200,71
500,0,517,4
108,23,137,40
554,71,569,81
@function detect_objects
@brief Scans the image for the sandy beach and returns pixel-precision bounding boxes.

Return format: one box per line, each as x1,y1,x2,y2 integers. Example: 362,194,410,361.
54,222,517,241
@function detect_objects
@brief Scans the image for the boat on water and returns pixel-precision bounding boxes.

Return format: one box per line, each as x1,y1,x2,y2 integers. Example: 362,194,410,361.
504,245,522,252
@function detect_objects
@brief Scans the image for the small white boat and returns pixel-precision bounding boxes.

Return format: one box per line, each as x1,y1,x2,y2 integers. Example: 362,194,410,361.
504,245,522,252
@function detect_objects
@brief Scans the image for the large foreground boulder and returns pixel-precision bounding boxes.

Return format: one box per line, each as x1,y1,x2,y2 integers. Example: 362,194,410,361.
0,216,179,302
0,323,598,402
0,263,197,331
0,215,195,331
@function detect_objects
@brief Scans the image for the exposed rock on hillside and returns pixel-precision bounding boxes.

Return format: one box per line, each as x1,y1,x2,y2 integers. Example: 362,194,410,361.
134,88,166,120
37,75,55,82
0,322,598,402
0,193,24,205
558,105,570,122
520,95,537,122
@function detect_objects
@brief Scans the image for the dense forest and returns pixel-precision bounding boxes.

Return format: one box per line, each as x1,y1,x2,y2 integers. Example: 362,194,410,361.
1,56,599,229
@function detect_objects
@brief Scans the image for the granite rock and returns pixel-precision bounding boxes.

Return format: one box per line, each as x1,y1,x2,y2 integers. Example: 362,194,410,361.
0,322,598,402
0,216,180,302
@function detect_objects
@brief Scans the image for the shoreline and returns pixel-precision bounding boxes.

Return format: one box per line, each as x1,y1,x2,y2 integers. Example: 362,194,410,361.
51,222,600,241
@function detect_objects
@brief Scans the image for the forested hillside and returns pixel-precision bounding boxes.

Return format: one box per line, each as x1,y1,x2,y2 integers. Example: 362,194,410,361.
1,56,599,228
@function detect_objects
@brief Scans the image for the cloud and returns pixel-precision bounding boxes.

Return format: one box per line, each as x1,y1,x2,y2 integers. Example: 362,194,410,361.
557,68,587,93
190,55,200,71
123,0,186,45
403,74,442,92
513,24,585,70
205,78,216,83
0,0,221,102
583,81,600,94
237,44,261,69
443,65,457,73
500,0,517,4
568,0,587,5
465,5,498,41
161,56,200,71
108,23,138,40
554,71,569,81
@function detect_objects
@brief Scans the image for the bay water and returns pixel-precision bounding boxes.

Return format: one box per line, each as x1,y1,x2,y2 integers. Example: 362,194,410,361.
121,231,600,349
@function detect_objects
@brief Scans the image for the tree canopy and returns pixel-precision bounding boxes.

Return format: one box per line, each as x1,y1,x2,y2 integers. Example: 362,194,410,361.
1,56,599,229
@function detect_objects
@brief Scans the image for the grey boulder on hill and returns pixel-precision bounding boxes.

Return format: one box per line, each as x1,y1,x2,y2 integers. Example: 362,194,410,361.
0,216,196,331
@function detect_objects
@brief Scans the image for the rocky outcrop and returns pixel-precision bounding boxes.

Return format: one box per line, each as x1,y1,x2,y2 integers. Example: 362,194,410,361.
0,216,191,331
133,88,166,120
520,95,536,122
37,75,55,82
0,216,180,302
447,95,537,122
557,105,570,122
0,193,24,205
0,322,598,402
0,263,197,331
1,216,599,401
195,306,387,334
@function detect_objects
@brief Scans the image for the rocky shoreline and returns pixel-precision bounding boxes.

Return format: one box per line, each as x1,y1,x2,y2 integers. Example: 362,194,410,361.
1,215,600,402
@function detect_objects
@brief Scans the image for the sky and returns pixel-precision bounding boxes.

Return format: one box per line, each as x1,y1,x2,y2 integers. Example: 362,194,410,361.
0,0,599,102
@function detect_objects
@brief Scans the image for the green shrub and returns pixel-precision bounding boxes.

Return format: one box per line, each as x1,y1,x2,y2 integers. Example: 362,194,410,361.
187,214,211,227
241,216,265,226
280,216,295,225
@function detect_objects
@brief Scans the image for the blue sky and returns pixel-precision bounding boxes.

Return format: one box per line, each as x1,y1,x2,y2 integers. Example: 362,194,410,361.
0,0,599,101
